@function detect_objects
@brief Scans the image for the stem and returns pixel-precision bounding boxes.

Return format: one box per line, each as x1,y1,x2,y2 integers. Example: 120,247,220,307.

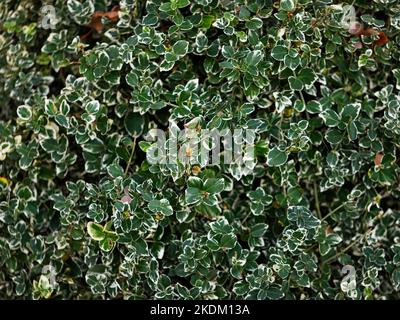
278,114,285,142
299,91,310,120
324,229,373,264
232,194,241,210
321,202,346,222
167,102,180,108
124,137,137,175
134,0,139,18
313,181,322,220
241,212,252,225
299,90,306,105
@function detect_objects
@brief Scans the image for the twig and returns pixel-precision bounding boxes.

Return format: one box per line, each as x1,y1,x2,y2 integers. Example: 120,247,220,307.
313,180,322,220
124,137,137,175
232,194,241,210
321,202,346,222
324,229,373,264
241,212,252,225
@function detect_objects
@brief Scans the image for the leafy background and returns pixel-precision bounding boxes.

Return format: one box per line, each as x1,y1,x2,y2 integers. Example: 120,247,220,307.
1,0,400,299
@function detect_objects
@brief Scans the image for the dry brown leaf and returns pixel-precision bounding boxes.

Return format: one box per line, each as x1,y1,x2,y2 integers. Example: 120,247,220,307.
82,5,120,38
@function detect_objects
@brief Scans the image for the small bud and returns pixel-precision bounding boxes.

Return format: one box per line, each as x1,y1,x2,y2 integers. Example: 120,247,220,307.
191,165,201,175
121,186,132,204
155,213,162,221
201,191,209,198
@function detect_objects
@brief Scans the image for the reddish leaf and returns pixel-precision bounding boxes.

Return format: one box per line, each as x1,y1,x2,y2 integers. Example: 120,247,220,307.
374,152,384,166
374,32,389,47
84,5,120,35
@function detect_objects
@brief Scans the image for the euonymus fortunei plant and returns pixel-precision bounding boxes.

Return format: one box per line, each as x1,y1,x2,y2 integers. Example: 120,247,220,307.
1,0,400,300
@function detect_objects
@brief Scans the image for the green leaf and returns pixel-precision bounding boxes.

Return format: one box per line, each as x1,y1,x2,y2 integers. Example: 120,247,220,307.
220,233,237,249
280,0,296,12
176,210,190,223
284,55,300,70
187,176,203,189
138,141,151,152
325,129,343,145
393,69,400,90
195,32,208,52
348,121,358,141
185,187,202,205
206,236,220,251
222,45,235,59
267,147,288,167
298,68,317,85
341,103,361,122
248,187,272,205
159,2,172,12
126,72,138,87
97,51,110,67
233,281,249,296
245,18,263,30
203,178,225,194
99,237,116,252
92,66,106,78
202,15,214,29
40,138,58,152
320,109,341,127
392,268,400,290
306,100,322,114
251,223,268,238
17,105,32,120
287,206,320,229
288,76,304,91
85,100,100,115
245,50,263,66
173,40,189,56
210,218,233,234
160,59,175,71
87,222,105,241
107,163,124,178
271,46,288,61
265,286,285,299
149,199,173,216
17,186,33,200
124,112,144,137
143,14,158,26
176,0,190,8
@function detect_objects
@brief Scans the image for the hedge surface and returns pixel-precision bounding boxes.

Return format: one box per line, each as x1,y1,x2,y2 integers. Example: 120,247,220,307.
1,0,400,300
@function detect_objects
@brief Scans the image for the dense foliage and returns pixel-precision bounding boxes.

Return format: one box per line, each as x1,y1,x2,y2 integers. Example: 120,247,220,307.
1,0,400,300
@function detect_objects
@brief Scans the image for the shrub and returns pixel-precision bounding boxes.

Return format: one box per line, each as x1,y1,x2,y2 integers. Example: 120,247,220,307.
1,0,400,300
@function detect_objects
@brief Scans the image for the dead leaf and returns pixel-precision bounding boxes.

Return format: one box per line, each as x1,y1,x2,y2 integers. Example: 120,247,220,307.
83,5,120,36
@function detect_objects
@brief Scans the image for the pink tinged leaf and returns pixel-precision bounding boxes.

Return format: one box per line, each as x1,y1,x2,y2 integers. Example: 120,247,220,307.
374,152,384,167
124,186,129,194
121,195,132,204
121,186,132,203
